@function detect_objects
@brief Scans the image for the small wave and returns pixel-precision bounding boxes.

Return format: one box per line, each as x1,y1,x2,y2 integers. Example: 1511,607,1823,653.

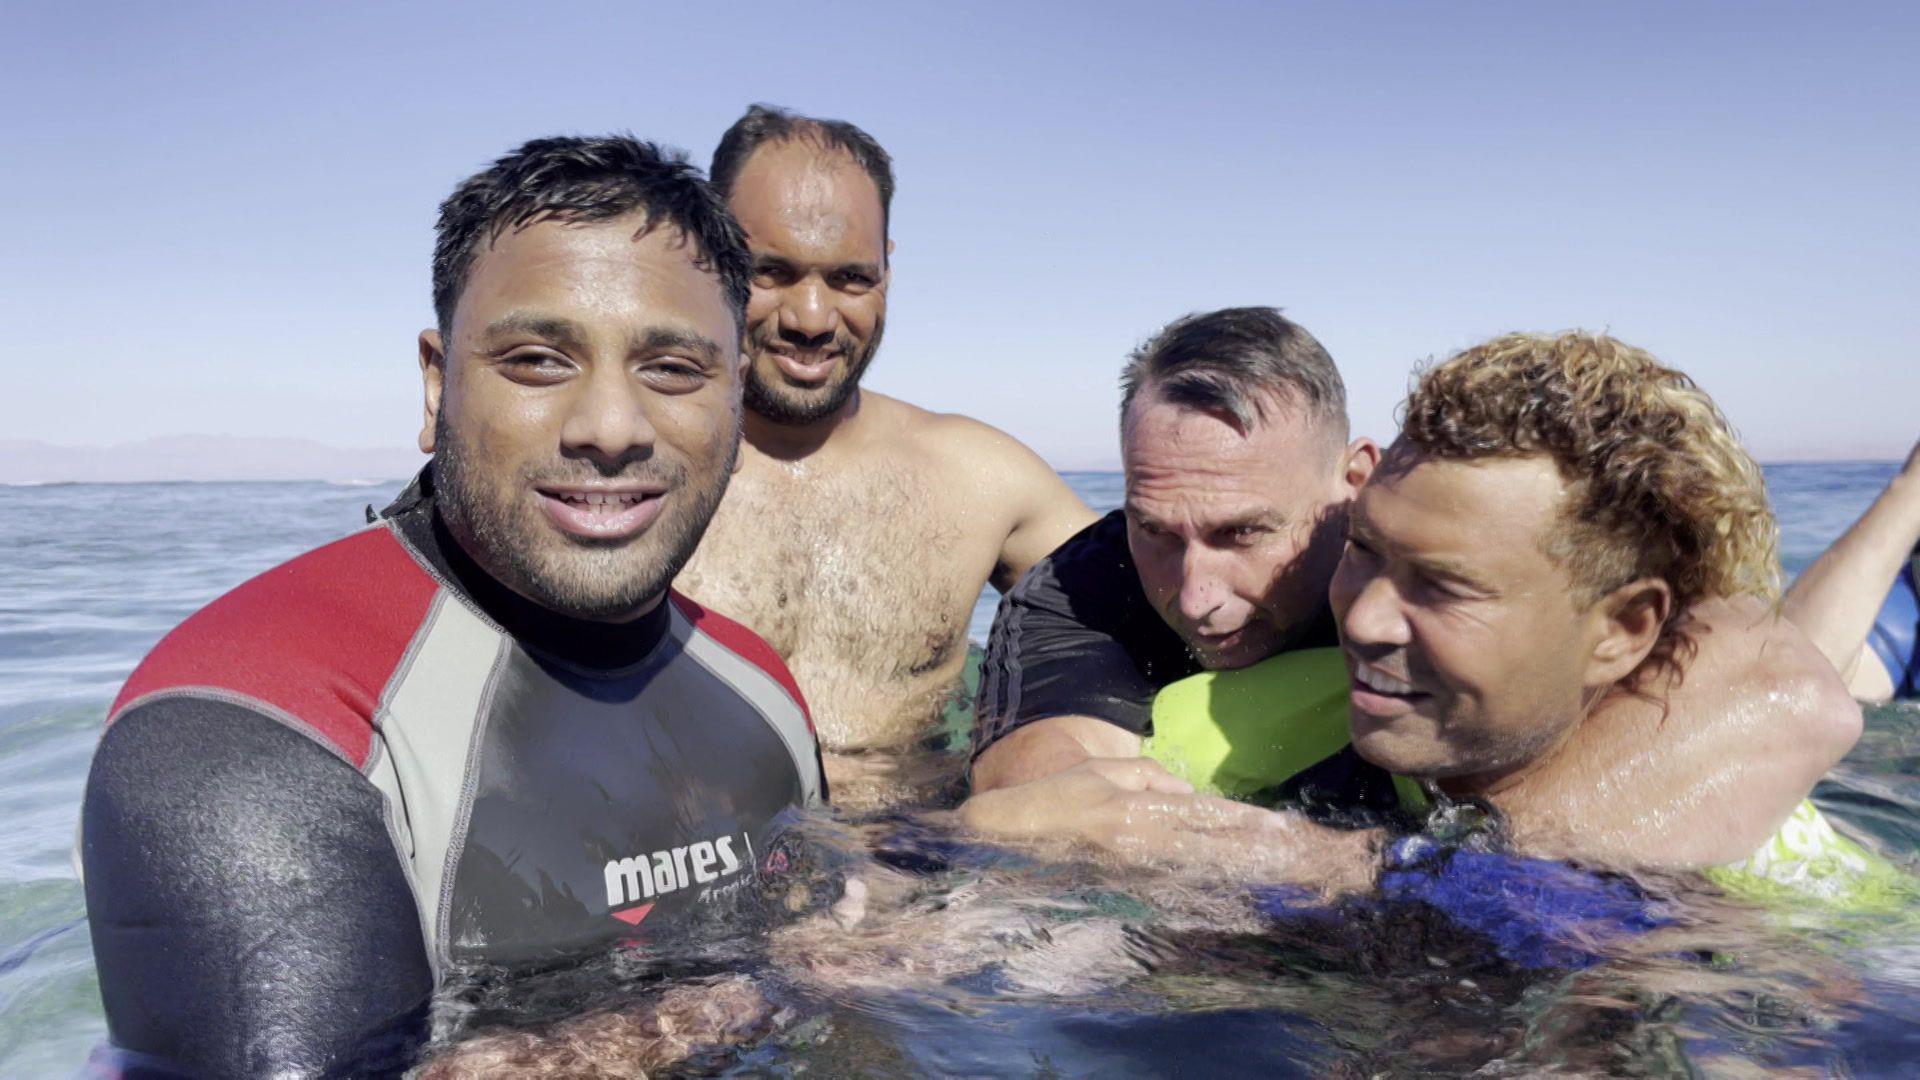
325,478,392,488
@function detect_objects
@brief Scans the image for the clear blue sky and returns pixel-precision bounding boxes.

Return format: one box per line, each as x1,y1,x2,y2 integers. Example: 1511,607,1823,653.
6,1,1915,466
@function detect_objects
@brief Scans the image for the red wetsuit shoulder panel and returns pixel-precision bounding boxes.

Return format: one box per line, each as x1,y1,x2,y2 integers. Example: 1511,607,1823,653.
669,590,813,731
108,525,441,768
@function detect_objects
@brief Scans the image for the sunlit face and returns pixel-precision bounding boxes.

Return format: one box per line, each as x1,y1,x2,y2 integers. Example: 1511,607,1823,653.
419,213,744,621
726,140,888,425
1123,392,1369,670
1328,449,1602,791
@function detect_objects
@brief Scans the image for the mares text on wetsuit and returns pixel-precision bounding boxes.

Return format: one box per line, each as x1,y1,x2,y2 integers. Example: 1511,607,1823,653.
80,473,824,1077
972,508,1395,810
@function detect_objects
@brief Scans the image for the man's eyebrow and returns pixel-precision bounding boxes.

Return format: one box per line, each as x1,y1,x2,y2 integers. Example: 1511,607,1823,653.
477,313,587,350
1415,554,1493,589
1350,516,1492,589
1215,510,1286,531
635,327,722,365
834,260,883,279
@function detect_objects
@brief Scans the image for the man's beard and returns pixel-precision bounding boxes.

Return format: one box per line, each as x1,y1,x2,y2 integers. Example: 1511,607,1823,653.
742,314,885,425
433,414,738,621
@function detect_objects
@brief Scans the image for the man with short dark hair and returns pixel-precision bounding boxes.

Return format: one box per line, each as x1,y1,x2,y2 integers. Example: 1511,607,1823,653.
677,105,1095,808
970,308,1378,798
80,136,823,1077
964,309,1859,875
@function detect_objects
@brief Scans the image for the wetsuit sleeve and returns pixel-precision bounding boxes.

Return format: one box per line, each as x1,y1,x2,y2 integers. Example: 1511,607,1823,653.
973,511,1189,758
82,697,433,1078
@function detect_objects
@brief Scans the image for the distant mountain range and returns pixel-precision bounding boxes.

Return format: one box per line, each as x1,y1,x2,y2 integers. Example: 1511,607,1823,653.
0,436,425,484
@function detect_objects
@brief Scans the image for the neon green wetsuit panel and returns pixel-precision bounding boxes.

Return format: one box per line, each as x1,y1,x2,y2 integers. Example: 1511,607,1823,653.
1143,651,1913,912
1707,799,1917,912
1142,647,1355,798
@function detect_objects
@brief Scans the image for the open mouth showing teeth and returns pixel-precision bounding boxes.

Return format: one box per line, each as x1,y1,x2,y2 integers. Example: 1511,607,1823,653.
1353,664,1421,697
553,491,649,511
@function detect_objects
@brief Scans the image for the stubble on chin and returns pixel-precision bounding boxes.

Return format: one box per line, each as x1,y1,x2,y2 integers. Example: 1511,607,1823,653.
432,421,737,621
741,316,884,425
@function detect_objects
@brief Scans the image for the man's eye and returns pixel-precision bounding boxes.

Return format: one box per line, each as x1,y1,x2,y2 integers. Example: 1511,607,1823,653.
830,271,876,292
503,353,572,380
1416,576,1471,603
641,363,707,393
753,265,795,287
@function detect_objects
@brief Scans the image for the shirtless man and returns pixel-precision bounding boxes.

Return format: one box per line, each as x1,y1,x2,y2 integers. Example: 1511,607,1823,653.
963,310,1860,874
1323,331,1865,874
678,105,1094,806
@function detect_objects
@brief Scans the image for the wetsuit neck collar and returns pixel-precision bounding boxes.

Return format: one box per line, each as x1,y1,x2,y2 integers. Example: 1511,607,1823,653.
382,466,673,672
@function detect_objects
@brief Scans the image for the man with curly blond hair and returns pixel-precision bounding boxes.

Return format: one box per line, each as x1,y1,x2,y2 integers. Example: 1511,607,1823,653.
1331,330,1856,864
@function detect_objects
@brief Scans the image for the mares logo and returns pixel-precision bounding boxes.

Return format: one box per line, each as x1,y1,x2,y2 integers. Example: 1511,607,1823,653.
603,831,752,924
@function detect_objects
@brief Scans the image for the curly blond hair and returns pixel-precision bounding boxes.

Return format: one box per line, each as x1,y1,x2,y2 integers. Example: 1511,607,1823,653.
1397,331,1780,674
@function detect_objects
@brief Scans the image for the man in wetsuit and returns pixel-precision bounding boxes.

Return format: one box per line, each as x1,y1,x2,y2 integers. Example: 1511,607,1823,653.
675,105,1096,809
963,308,1860,873
81,136,823,1077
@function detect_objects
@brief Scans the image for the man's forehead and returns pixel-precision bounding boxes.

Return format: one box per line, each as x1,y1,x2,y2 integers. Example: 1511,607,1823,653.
1124,416,1330,526
1359,453,1567,574
457,214,731,334
1125,395,1329,468
729,142,884,253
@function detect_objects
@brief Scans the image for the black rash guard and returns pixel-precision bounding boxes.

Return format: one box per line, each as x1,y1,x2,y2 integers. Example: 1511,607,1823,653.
972,509,1398,811
81,473,825,1078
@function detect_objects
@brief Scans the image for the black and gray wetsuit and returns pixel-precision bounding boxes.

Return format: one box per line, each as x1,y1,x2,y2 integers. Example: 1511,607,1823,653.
81,478,824,1077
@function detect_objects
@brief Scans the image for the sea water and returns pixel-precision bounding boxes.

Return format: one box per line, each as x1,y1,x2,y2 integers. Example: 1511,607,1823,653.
0,466,1915,1075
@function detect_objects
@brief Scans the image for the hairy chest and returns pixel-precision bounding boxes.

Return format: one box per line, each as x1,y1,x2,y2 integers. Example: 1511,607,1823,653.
677,460,999,743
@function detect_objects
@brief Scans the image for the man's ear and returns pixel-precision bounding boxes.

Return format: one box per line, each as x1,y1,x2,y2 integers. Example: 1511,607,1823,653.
1340,437,1381,496
418,329,446,454
1586,577,1673,688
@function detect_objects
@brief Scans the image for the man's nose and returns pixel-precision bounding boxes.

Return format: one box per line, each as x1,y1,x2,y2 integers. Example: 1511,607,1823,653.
559,364,656,468
778,278,838,343
1176,545,1230,626
1340,571,1411,648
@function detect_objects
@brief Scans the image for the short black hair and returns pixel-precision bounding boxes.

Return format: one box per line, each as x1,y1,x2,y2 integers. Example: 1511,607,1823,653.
709,104,895,240
1120,307,1349,441
432,135,751,336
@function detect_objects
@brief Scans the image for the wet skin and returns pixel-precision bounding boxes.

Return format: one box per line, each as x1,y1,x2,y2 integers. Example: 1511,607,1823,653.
1124,391,1374,671
1329,448,1673,796
729,139,888,426
678,139,1093,791
973,433,1853,870
418,214,744,622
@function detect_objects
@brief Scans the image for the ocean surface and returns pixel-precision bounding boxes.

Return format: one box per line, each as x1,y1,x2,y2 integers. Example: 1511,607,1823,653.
1,465,1915,1075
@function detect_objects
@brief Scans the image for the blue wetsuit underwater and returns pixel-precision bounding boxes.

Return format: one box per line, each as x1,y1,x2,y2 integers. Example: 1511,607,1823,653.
1867,552,1920,699
1249,835,1674,972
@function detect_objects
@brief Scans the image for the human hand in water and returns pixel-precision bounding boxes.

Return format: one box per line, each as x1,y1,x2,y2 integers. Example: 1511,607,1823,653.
412,974,778,1079
958,758,1368,888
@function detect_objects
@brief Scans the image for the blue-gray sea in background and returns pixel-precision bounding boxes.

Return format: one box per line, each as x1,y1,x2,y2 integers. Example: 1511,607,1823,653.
1,465,1915,1074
